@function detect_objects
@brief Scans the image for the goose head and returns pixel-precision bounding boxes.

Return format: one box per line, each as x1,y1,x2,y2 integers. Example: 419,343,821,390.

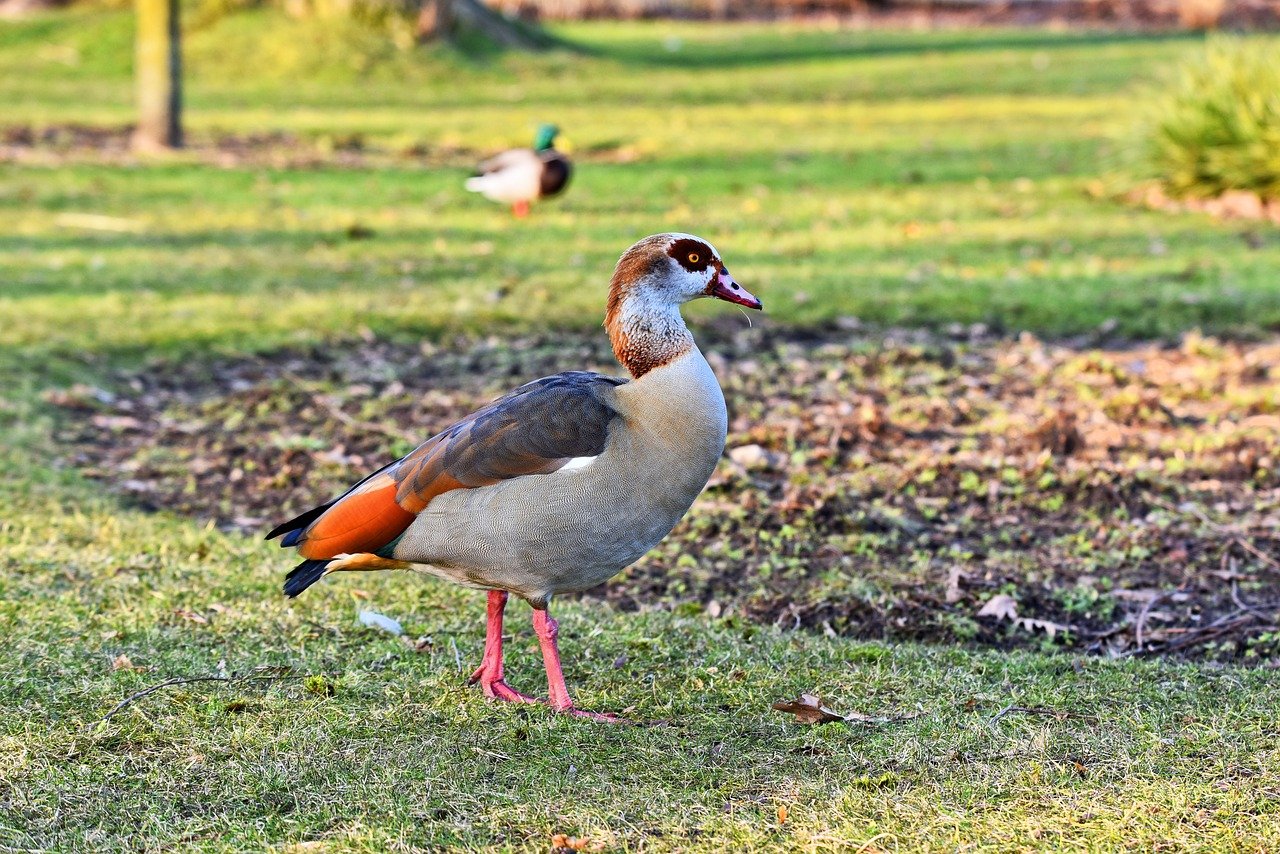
605,233,762,378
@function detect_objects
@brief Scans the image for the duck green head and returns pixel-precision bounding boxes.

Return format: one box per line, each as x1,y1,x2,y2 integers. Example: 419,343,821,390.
533,123,559,152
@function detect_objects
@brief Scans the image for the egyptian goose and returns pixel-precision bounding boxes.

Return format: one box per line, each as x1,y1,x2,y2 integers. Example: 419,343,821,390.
268,233,762,720
464,124,571,218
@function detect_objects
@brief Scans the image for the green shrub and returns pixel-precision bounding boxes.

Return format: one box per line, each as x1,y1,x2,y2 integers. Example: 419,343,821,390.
1143,37,1280,200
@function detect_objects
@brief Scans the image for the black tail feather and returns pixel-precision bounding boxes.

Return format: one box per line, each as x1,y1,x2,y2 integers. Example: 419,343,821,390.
284,558,331,598
265,502,334,543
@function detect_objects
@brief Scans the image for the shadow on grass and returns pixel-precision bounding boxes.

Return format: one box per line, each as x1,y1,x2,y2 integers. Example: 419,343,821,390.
576,27,1202,70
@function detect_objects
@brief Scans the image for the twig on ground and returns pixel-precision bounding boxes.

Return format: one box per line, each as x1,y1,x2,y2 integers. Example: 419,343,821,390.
1156,612,1274,655
988,704,1098,728
1233,537,1280,572
1150,496,1279,571
1135,591,1169,650
843,710,926,726
772,693,924,726
100,673,299,722
1230,580,1278,620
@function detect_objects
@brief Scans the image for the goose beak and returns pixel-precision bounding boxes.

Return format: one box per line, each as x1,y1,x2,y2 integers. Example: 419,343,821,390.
708,267,763,310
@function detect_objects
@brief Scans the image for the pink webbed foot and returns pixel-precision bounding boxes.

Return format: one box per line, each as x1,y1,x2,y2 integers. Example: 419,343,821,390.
467,590,539,705
533,609,630,724
468,592,628,721
470,673,539,704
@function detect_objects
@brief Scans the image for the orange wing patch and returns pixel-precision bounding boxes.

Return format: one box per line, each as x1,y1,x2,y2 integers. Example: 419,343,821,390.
272,371,625,569
296,471,416,560
394,435,565,514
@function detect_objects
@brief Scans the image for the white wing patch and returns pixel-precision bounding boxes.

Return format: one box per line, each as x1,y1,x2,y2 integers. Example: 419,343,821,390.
560,455,598,472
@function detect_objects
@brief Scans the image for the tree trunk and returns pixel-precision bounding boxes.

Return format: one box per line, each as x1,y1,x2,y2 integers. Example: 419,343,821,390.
415,0,454,39
416,0,550,49
134,0,182,151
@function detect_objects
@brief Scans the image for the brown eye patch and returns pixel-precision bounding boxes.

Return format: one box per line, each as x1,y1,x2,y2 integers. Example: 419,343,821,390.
668,238,714,273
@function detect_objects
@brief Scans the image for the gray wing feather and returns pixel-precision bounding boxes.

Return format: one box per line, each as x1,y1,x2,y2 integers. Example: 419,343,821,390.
393,372,626,509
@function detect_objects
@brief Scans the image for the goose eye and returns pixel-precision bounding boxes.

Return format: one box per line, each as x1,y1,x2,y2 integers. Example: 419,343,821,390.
688,252,700,264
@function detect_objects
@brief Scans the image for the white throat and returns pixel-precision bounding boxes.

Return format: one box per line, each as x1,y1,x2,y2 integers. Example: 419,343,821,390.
608,283,697,378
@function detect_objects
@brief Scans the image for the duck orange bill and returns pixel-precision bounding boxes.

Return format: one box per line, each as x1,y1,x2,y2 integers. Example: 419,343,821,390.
708,267,763,310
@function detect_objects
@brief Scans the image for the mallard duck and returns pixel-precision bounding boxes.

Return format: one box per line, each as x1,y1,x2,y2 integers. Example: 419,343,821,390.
464,123,571,217
268,233,762,720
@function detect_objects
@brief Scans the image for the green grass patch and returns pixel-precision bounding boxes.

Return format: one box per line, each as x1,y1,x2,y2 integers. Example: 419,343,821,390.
1141,36,1280,200
3,466,1280,850
4,13,1280,850
3,15,1280,369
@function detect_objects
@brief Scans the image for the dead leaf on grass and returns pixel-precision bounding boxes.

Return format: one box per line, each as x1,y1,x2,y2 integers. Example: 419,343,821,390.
772,693,846,724
174,608,209,625
111,654,144,672
403,635,433,653
1018,616,1072,639
1028,409,1084,455
977,594,1073,638
550,834,601,853
977,594,1019,620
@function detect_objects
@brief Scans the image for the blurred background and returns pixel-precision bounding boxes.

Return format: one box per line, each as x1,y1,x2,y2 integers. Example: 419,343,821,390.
5,0,1280,663
3,2,1280,846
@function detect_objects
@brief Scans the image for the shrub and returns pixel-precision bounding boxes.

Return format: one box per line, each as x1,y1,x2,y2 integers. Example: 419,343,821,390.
1143,37,1280,200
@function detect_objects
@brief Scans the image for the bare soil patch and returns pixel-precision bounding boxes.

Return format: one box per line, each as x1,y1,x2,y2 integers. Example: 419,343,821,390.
0,123,641,169
48,325,1280,661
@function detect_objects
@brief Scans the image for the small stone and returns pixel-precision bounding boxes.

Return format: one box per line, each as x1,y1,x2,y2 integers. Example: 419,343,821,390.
729,444,783,471
1217,190,1264,220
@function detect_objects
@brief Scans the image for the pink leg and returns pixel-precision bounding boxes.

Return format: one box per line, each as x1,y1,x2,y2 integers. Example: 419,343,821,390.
467,590,537,704
512,200,530,218
532,608,626,723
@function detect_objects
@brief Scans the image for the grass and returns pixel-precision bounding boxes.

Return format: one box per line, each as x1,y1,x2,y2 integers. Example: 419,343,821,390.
3,11,1280,851
1141,36,1280,199
5,458,1280,850
4,14,1280,376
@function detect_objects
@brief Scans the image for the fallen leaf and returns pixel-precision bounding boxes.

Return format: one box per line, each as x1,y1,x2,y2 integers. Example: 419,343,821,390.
174,608,209,625
772,693,846,724
549,834,598,853
40,384,115,410
112,654,143,672
978,594,1019,620
403,635,433,653
1111,588,1163,602
1017,616,1072,639
90,414,143,431
976,595,1071,638
777,804,789,824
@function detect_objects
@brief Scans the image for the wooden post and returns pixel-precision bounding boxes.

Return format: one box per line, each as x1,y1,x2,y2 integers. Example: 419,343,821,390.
134,0,182,151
